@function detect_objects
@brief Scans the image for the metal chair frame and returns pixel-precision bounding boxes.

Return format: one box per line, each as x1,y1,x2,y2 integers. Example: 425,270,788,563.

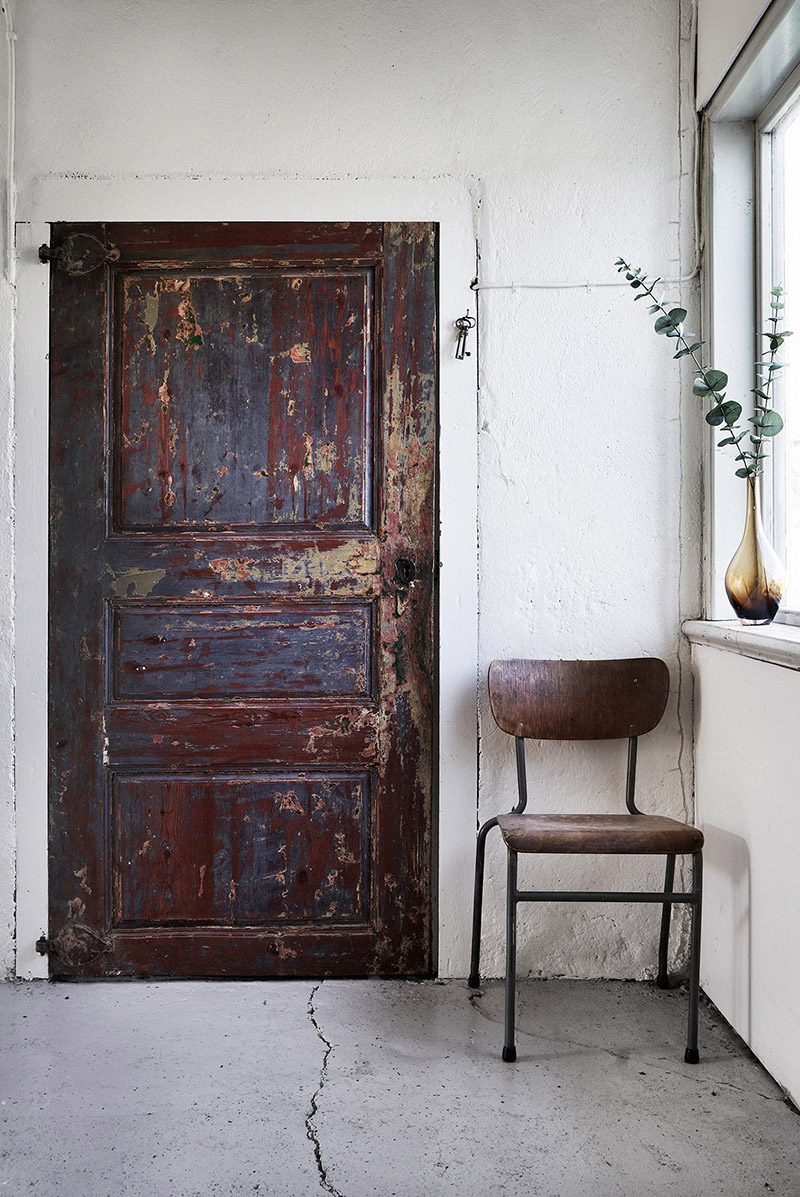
469,734,703,1065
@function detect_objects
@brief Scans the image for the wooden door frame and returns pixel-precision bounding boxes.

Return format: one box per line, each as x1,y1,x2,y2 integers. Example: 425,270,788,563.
13,179,478,980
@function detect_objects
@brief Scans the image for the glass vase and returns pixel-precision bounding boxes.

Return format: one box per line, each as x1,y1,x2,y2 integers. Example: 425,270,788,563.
724,476,784,625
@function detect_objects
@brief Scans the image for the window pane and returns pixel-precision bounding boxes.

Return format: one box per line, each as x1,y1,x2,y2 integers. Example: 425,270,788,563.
781,105,800,607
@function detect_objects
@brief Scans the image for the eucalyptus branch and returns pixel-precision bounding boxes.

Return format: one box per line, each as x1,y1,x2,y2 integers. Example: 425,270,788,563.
615,259,792,480
745,288,791,476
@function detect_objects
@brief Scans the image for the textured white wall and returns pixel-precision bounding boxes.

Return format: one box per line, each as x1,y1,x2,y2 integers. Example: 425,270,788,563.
0,6,14,977
693,645,800,1103
6,0,700,979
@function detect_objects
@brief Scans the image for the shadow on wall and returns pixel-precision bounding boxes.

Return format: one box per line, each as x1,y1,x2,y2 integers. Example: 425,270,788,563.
702,823,751,1041
434,675,483,974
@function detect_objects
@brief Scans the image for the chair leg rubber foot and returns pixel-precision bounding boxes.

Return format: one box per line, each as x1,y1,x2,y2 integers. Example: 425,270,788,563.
502,1046,517,1063
684,1048,699,1065
655,974,670,990
468,974,480,989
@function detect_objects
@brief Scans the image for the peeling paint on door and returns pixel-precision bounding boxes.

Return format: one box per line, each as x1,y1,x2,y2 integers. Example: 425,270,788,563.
48,221,437,979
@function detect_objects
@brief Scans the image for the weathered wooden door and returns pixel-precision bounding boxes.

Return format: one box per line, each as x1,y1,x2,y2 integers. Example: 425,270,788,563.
47,222,436,978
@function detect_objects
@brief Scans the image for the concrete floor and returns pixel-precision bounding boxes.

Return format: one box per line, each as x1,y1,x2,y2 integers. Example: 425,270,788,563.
0,979,798,1196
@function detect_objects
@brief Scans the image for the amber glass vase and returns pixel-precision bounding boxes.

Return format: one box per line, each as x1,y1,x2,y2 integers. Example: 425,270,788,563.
724,476,785,625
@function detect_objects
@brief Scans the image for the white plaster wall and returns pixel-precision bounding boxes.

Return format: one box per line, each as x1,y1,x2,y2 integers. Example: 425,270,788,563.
696,0,773,108
693,645,800,1103
0,6,14,978
7,0,700,979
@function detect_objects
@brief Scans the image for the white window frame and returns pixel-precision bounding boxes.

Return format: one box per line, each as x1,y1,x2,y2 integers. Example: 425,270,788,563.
756,62,800,622
702,0,800,622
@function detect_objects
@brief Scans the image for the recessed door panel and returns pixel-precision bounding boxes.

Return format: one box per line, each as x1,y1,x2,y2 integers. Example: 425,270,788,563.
110,600,374,701
115,269,372,531
112,772,369,927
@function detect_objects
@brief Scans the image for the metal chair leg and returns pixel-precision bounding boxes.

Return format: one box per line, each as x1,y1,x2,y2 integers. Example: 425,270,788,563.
468,817,497,989
685,850,703,1064
656,853,676,988
502,848,518,1062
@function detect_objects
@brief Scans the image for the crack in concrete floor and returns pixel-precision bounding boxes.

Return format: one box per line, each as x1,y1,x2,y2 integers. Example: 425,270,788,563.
1,979,797,1196
307,980,800,1195
305,981,345,1197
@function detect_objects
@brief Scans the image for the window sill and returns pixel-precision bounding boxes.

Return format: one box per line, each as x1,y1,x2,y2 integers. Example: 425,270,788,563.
683,619,800,671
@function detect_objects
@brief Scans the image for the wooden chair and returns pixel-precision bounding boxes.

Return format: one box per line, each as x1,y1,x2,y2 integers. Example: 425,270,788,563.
469,658,704,1064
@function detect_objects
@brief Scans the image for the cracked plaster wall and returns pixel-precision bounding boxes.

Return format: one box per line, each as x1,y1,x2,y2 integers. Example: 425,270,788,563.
4,0,701,979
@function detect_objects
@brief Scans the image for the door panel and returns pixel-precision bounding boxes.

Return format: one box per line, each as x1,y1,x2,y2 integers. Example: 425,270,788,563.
47,222,436,978
110,600,374,701
116,269,372,531
112,772,369,927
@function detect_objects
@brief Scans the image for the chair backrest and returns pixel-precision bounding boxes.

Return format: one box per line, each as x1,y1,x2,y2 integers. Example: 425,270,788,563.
488,658,669,741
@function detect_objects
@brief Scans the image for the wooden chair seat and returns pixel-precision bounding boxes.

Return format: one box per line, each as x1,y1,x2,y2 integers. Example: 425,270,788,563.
497,812,704,856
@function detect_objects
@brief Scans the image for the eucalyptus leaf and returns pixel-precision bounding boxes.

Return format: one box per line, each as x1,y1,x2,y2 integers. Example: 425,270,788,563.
719,400,742,423
705,369,728,390
760,410,784,437
735,468,751,478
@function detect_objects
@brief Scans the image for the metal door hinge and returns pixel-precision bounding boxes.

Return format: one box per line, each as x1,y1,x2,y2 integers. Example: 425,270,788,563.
35,925,114,967
39,232,120,276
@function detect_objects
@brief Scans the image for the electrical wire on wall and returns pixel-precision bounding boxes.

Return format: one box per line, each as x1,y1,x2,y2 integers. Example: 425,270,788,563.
471,1,701,296
3,1,15,284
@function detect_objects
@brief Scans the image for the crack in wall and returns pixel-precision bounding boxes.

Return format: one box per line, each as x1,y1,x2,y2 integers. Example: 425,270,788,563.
672,0,701,958
305,981,345,1197
473,223,483,843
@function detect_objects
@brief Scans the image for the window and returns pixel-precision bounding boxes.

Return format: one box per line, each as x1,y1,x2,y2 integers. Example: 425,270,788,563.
702,6,800,624
760,71,800,615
